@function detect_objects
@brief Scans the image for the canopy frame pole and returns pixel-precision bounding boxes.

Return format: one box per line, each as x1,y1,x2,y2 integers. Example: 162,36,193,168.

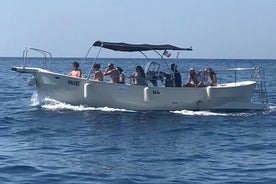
86,45,103,80
139,51,149,60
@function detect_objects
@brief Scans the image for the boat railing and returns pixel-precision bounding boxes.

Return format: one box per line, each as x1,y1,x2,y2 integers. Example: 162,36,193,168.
22,47,53,70
176,67,268,104
251,66,268,103
215,67,268,104
215,67,254,83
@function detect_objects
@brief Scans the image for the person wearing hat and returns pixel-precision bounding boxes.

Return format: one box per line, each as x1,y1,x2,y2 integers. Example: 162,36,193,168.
183,68,199,87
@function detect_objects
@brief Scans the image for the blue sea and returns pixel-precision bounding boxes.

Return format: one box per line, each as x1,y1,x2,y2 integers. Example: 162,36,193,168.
1,57,276,183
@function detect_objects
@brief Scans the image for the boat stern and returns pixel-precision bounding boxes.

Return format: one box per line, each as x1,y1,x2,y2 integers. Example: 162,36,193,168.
206,81,256,102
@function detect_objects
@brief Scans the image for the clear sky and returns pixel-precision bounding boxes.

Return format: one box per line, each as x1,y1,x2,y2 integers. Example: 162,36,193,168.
1,0,276,59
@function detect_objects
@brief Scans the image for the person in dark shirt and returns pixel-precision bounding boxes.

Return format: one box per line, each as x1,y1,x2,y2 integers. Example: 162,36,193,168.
162,63,182,87
171,64,182,87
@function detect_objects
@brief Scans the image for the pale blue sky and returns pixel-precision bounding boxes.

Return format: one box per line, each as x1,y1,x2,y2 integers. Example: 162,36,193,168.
1,0,276,59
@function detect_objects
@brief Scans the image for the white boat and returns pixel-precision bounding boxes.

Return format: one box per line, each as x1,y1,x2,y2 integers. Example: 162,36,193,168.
12,41,269,111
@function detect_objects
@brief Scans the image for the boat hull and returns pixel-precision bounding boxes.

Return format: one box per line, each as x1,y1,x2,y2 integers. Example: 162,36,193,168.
13,67,267,111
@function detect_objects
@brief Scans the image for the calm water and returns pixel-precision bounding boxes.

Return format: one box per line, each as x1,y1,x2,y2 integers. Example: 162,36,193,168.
1,57,276,183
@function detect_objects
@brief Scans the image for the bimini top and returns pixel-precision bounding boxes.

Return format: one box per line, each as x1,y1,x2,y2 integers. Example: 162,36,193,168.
93,41,192,52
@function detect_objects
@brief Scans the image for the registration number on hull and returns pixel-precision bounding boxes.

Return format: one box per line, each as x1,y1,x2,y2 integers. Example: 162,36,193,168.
68,79,80,86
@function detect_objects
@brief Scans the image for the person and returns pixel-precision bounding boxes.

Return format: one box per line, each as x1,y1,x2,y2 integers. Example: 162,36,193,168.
197,69,208,87
170,63,182,87
68,61,82,78
206,67,217,86
183,68,199,87
131,65,147,86
103,63,120,83
92,63,103,81
160,71,174,87
116,67,125,84
160,63,182,87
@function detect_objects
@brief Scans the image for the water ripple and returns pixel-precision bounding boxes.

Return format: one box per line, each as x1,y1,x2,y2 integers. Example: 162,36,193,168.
2,58,276,183
0,165,41,174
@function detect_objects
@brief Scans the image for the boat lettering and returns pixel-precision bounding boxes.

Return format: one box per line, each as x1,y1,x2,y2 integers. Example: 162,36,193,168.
153,89,160,95
68,79,80,86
